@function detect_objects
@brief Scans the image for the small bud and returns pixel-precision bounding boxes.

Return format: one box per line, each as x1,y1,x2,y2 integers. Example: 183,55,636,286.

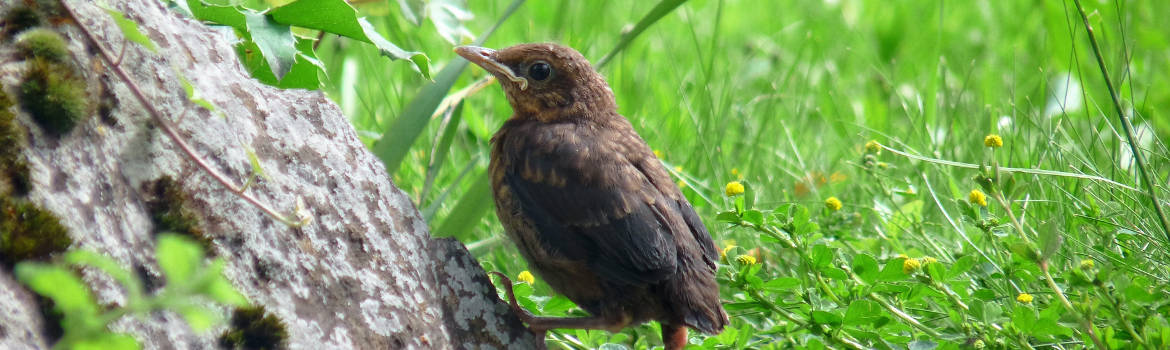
1079,259,1095,271
865,140,882,154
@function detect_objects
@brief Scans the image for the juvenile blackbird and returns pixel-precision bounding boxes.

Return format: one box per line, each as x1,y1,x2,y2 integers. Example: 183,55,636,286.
456,43,728,349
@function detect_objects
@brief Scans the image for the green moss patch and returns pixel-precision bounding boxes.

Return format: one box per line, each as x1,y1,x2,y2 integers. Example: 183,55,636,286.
0,88,31,196
19,58,89,137
0,195,72,267
219,306,288,350
15,28,69,63
146,176,212,251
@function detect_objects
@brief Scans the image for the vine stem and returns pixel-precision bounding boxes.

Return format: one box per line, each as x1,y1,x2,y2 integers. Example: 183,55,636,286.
1071,0,1170,243
62,2,307,226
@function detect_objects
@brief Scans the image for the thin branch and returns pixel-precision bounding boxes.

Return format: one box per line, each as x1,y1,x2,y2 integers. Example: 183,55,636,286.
62,2,308,227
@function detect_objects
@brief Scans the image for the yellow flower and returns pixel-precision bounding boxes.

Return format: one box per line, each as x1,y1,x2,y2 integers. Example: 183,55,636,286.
1079,259,1095,270
674,165,683,172
920,256,938,265
721,244,737,260
825,197,842,211
677,180,687,188
735,254,757,266
653,149,662,158
968,190,987,207
902,257,921,274
984,134,1003,148
1016,293,1033,304
865,140,882,153
725,181,745,196
517,271,535,285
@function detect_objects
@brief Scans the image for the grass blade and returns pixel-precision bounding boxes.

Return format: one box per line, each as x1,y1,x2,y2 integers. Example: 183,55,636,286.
371,0,526,175
595,0,689,68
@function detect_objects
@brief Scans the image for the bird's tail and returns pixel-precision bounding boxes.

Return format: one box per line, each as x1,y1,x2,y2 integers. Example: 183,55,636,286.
666,257,728,335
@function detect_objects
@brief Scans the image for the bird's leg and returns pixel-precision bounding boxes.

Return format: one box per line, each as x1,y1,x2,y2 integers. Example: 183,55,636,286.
488,272,630,334
662,323,688,350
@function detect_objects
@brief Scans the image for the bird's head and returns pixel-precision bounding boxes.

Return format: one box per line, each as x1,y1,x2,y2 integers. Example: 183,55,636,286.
456,43,617,121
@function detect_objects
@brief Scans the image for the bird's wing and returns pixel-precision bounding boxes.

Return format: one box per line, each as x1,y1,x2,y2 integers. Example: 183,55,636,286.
499,122,684,285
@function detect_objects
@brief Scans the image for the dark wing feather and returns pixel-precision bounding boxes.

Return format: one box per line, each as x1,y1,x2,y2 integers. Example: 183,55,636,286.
500,121,680,285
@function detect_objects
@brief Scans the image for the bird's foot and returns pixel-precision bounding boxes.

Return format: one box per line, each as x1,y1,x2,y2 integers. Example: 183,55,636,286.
488,272,546,337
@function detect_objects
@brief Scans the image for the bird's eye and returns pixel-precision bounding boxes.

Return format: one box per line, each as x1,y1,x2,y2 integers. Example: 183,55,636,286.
528,62,551,81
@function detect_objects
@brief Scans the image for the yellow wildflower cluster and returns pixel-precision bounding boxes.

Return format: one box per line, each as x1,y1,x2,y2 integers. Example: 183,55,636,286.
1080,259,1095,270
968,189,987,207
1016,293,1034,304
517,271,535,285
825,197,842,211
984,134,1003,148
725,181,745,196
735,254,757,266
902,257,922,274
865,140,882,154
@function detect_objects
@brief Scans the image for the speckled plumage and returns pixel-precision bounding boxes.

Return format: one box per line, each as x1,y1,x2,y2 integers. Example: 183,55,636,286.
458,43,727,349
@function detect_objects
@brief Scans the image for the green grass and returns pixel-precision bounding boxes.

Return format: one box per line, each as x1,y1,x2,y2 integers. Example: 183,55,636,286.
316,0,1170,348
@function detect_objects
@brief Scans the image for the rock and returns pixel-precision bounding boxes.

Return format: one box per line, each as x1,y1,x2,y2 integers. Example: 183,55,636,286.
0,0,537,348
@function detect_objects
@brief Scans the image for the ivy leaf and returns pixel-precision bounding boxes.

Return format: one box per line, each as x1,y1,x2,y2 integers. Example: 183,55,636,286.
244,12,296,81
267,0,430,79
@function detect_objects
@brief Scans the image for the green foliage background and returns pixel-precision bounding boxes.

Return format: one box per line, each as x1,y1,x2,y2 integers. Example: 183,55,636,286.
311,0,1170,348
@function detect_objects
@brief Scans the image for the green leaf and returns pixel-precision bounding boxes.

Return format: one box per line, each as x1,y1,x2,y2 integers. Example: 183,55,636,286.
177,304,220,332
851,254,880,284
810,310,842,326
101,6,158,53
156,234,206,283
65,250,143,301
810,244,834,268
420,101,466,207
73,331,140,350
761,277,801,291
715,210,740,223
947,255,977,279
433,172,492,240
541,295,576,315
201,259,249,306
266,0,430,79
185,0,247,30
177,73,218,113
843,299,882,326
14,263,98,317
741,209,764,226
877,258,908,281
244,12,296,80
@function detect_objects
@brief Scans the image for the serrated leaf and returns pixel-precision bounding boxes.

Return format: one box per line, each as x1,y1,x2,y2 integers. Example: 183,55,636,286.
73,331,139,350
185,0,247,30
177,305,220,331
101,6,158,53
14,263,98,317
65,250,143,301
156,234,206,283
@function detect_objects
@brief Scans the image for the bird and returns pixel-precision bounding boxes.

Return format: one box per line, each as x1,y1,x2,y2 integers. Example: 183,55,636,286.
456,43,728,349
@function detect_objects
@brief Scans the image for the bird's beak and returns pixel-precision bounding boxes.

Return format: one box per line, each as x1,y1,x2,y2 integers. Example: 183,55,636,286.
455,46,528,91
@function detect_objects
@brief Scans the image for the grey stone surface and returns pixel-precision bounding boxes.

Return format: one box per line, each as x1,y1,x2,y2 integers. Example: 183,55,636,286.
0,0,537,348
